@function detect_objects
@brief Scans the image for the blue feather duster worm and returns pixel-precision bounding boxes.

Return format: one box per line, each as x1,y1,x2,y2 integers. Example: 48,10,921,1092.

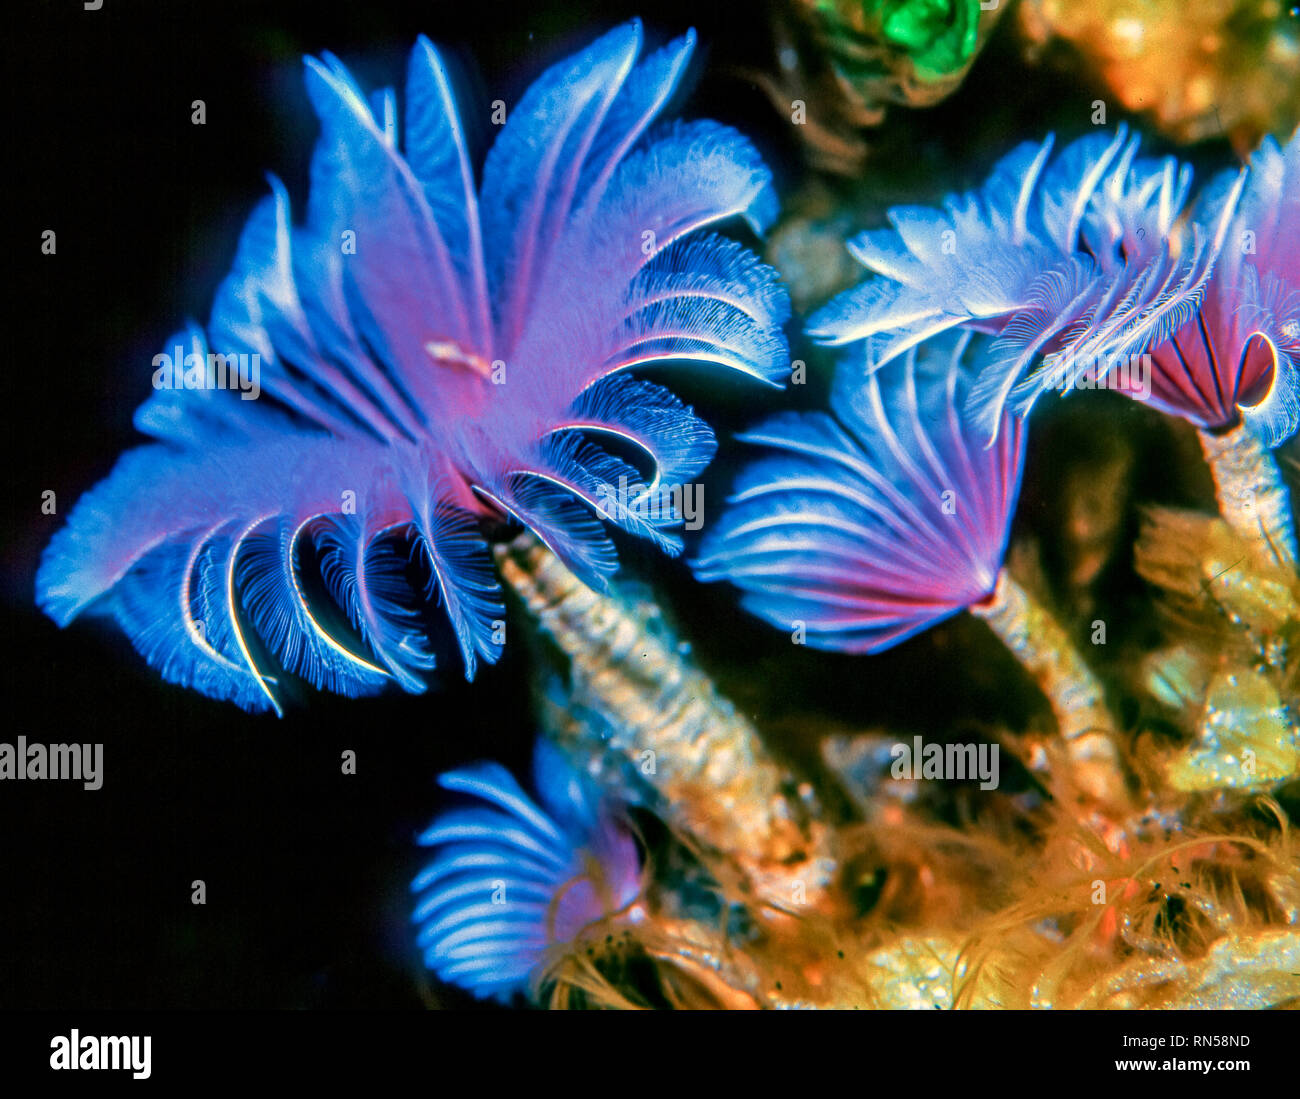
806,124,1248,438
694,331,1025,652
36,22,790,713
1140,131,1300,446
693,332,1128,804
412,737,641,1002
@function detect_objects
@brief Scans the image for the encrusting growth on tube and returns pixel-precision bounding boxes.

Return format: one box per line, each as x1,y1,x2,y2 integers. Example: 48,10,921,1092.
1198,424,1299,570
970,571,1126,808
497,532,836,914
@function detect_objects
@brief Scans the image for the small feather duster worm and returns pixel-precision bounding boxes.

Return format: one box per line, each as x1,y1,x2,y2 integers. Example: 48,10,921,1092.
695,331,1024,652
412,737,641,1002
36,22,790,713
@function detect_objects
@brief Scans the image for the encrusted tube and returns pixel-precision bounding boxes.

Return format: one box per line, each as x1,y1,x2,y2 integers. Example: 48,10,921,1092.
496,533,835,912
970,570,1127,808
1199,424,1299,570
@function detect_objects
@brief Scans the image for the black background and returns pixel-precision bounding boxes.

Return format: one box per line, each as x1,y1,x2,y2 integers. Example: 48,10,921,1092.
1,0,1251,1009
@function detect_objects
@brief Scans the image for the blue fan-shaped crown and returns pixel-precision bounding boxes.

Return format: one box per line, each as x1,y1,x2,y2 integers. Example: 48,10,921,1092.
37,23,790,712
412,738,641,1001
695,332,1025,651
807,126,1246,438
1143,131,1300,445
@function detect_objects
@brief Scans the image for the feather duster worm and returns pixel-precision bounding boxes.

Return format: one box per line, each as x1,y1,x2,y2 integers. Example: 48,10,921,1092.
810,123,1299,566
412,737,642,1002
694,332,1128,807
806,124,1242,437
36,22,790,713
1144,133,1300,565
